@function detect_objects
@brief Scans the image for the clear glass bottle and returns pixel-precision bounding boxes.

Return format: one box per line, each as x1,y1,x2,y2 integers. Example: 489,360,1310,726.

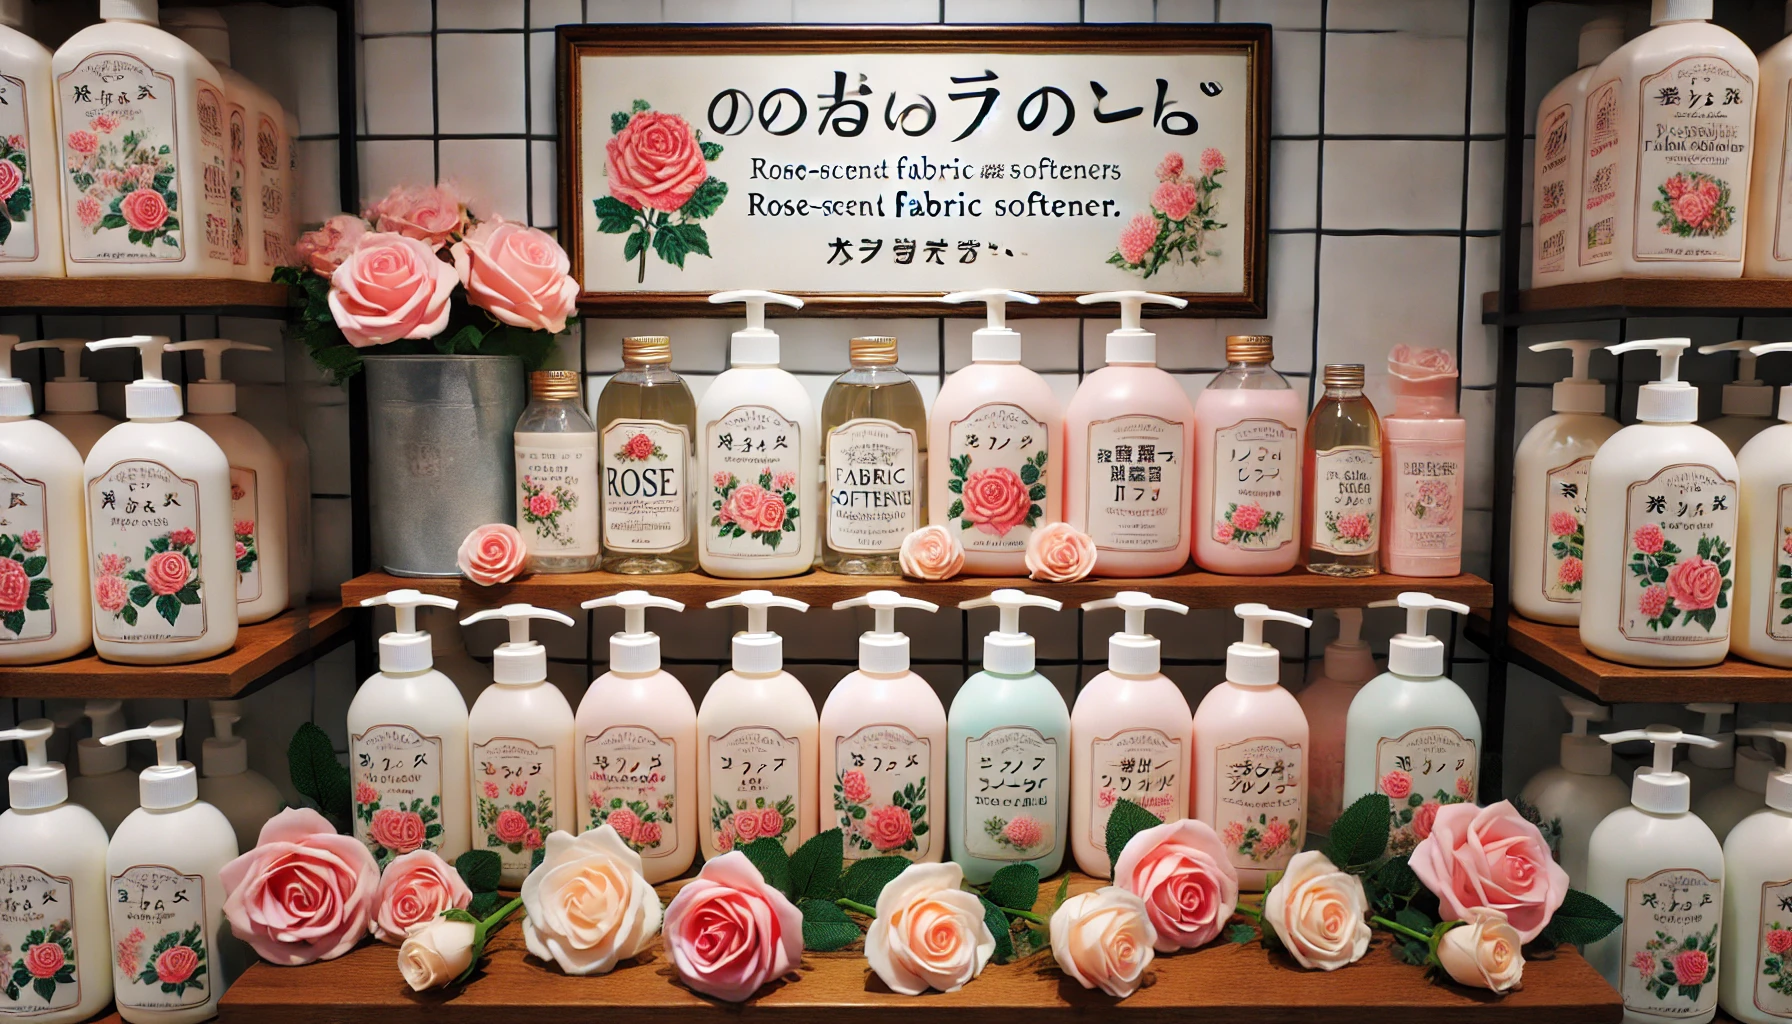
1304,364,1383,577
821,336,927,575
597,336,697,574
515,370,600,573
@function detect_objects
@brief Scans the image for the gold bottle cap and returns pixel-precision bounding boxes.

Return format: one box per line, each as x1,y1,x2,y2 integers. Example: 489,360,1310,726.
529,369,582,400
850,336,898,366
1225,334,1275,364
1322,363,1366,389
622,336,672,365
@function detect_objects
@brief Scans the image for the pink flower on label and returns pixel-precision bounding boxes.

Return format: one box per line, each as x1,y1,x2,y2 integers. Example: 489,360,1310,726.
714,471,731,490
1550,511,1579,537
1665,555,1724,611
89,114,119,134
1231,503,1266,533
716,822,735,852
718,481,768,529
1098,788,1117,808
1633,950,1659,980
365,183,468,249
1221,821,1246,847
1156,152,1185,181
370,808,427,854
145,551,191,596
1259,818,1291,852
1379,769,1413,800
66,131,97,155
1633,523,1665,555
357,782,380,805
1665,174,1690,200
293,214,368,277
524,829,543,850
1152,180,1199,222
155,946,200,984
76,197,102,227
93,574,127,613
752,494,788,534
98,553,127,575
607,807,640,840
1118,212,1158,264
1004,815,1044,848
867,804,914,851
450,217,579,335
231,483,246,501
0,161,18,203
528,492,558,518
0,558,29,613
235,541,247,561
233,520,255,538
1639,584,1669,619
757,807,784,839
328,232,459,348
733,809,763,843
119,189,170,233
494,809,529,845
116,928,145,978
169,528,197,547
1767,929,1792,955
484,781,499,799
587,790,602,808
23,941,63,979
772,471,797,493
962,466,1032,537
457,523,527,586
1673,949,1710,985
1215,521,1235,543
624,433,656,460
1338,512,1373,542
633,820,662,847
899,525,964,581
841,769,872,805
1673,189,1718,229
508,782,527,798
1412,801,1438,840
1783,532,1792,558
4,135,21,149
1557,556,1583,586
1455,776,1474,798
1200,148,1226,176
606,111,709,213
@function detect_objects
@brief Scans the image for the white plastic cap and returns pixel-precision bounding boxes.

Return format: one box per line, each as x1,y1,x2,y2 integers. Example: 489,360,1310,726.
1227,603,1311,686
1530,340,1608,415
202,699,246,778
1739,724,1792,811
0,719,67,810
1369,592,1469,679
1076,291,1188,366
0,0,22,28
943,289,1039,362
1698,341,1773,418
166,339,269,415
833,591,938,674
100,0,159,23
1609,338,1695,423
101,719,196,809
1579,15,1624,67
18,340,100,413
161,7,230,66
1082,591,1189,677
959,589,1061,675
460,604,575,685
583,590,684,675
89,336,181,419
77,700,127,775
1560,693,1613,776
1748,342,1792,422
362,589,459,674
709,290,802,366
1323,608,1376,683
1604,725,1719,813
1686,702,1735,769
1652,0,1712,23
0,335,32,418
707,590,808,675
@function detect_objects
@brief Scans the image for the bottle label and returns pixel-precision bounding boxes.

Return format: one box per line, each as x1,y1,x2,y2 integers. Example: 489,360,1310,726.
1310,446,1381,556
1619,463,1737,644
1620,868,1720,1019
1387,438,1463,559
1211,417,1296,551
946,403,1048,553
1086,415,1184,552
226,101,246,268
473,737,557,877
87,460,207,643
0,865,79,1015
0,463,55,644
196,82,228,265
229,466,261,604
602,419,688,553
1771,484,1792,642
1543,455,1592,604
1581,78,1620,267
256,113,286,265
963,726,1059,863
515,437,600,558
834,724,931,860
1374,726,1476,856
583,726,678,860
0,76,41,263
108,865,207,1011
1634,56,1752,263
58,52,185,264
705,406,803,559
1214,737,1303,874
826,418,919,554
1536,101,1573,275
706,726,801,853
351,724,446,867
1088,729,1182,847
1754,878,1792,1018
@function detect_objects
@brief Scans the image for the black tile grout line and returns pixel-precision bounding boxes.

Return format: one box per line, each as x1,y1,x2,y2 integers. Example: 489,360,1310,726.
1454,0,1477,395
524,1,535,228
431,1,442,181
1307,0,1327,413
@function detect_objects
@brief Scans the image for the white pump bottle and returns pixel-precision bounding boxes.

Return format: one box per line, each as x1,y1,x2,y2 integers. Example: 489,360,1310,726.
820,591,943,863
1518,694,1631,890
0,0,62,277
1719,723,1792,1024
697,590,815,858
1731,341,1792,667
1698,342,1776,454
574,590,693,883
0,335,89,664
1531,15,1624,287
16,339,116,458
1695,738,1772,844
68,699,136,834
461,603,577,887
195,699,282,852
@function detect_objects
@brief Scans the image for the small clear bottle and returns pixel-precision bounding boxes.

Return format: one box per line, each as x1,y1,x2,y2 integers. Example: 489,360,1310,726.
598,337,697,574
1304,364,1384,577
514,370,599,574
821,336,926,575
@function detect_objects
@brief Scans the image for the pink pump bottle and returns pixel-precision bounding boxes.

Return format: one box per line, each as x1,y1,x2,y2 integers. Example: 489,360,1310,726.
1382,346,1466,577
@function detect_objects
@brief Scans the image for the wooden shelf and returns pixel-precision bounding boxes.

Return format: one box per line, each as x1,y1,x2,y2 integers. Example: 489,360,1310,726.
218,871,1620,1024
0,603,352,699
1481,277,1792,326
0,278,289,315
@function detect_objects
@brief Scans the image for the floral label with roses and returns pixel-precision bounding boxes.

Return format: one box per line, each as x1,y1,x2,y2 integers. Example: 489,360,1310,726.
473,737,556,877
1580,78,1621,268
1536,101,1573,275
1386,439,1463,559
256,113,286,264
228,466,260,603
1211,418,1296,550
87,461,205,642
1214,737,1303,872
1374,726,1476,855
1544,455,1592,604
964,726,1059,862
0,865,78,1014
946,403,1048,553
1086,415,1184,552
0,75,41,263
515,436,599,558
1770,485,1792,642
601,419,687,552
351,724,445,865
1756,879,1792,1016
706,726,801,854
58,53,185,263
1311,446,1381,555
834,725,931,860
226,102,246,268
1621,464,1737,644
0,463,53,643
705,406,803,558
1636,56,1751,263
583,727,677,859
1622,868,1720,1019
826,419,919,554
109,865,206,1010
1089,729,1182,847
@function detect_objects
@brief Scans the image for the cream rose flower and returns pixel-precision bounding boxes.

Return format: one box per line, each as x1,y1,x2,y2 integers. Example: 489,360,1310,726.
1050,886,1157,999
899,525,964,581
1262,850,1371,971
398,917,476,991
521,826,663,976
864,862,995,995
1436,908,1524,993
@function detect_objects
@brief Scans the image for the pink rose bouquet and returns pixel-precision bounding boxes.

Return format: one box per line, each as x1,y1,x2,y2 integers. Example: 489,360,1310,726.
221,807,381,965
1408,800,1568,943
662,851,803,1002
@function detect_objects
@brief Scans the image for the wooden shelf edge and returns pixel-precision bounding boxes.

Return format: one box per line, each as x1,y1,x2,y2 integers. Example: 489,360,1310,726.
1481,277,1792,325
0,278,289,314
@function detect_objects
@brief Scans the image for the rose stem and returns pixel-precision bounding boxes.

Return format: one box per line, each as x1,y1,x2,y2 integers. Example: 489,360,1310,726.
1371,915,1435,945
836,898,878,917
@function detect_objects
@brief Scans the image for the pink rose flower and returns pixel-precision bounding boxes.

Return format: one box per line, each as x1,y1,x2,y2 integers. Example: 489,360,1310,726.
1557,555,1583,585
457,523,526,586
1260,818,1292,852
365,183,468,249
66,131,97,155
1221,821,1246,848
1634,950,1659,980
752,494,788,534
1118,212,1158,264
328,232,459,348
1674,949,1710,985
1230,502,1265,533
1215,521,1234,543
606,111,709,213
1339,512,1373,542
664,852,802,1001
4,134,21,149
508,782,527,798
369,808,427,854
292,214,368,277
23,942,63,979
1456,776,1474,798
1408,800,1568,944
119,189,170,233
0,558,27,613
154,946,199,984
842,770,872,805
484,781,500,800
715,823,735,852
234,541,247,561
0,161,19,203
75,196,101,227
528,492,558,518
1151,180,1200,222
1640,584,1669,619
524,829,544,850
1379,769,1413,800
718,482,768,529
221,807,381,965
1673,189,1717,229
757,808,784,840
168,528,196,547
370,850,473,945
358,782,380,805
1200,147,1225,176
1767,929,1792,955
607,807,640,840
451,217,579,335
1389,344,1458,382
93,574,127,613
494,809,530,845
1665,174,1690,200
1665,555,1724,611
1025,521,1097,583
771,470,796,493
963,466,1032,537
1112,819,1240,951
899,525,965,581
714,471,731,490
1632,523,1665,555
1411,801,1439,841
1004,816,1044,849
145,550,190,596
633,821,662,847
1550,511,1579,538
1156,152,1184,181
625,434,655,460
732,809,763,843
867,804,914,851
89,114,119,134
98,553,128,575
233,520,254,539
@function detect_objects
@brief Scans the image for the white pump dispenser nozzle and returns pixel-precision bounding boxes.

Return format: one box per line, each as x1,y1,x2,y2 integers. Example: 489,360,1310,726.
1076,290,1188,365
582,590,684,674
202,699,247,778
1747,342,1792,422
1686,702,1736,769
1227,603,1311,686
1698,341,1772,418
1530,340,1609,415
959,589,1061,675
1082,591,1189,677
0,335,31,418
707,590,809,675
1608,338,1695,423
1560,693,1613,775
1603,725,1720,813
832,590,938,674
102,719,196,809
0,719,66,809
709,290,802,366
1738,723,1792,812
1369,592,1469,678
361,589,459,673
18,339,99,413
88,335,181,419
78,699,126,776
944,288,1039,362
166,338,271,415
1651,0,1714,25
460,604,575,684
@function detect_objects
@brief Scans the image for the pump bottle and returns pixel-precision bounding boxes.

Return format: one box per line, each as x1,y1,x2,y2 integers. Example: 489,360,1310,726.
1070,592,1190,877
17,340,117,458
346,589,468,865
1299,609,1377,838
1719,724,1792,1023
1518,694,1631,890
695,291,816,579
0,0,63,277
820,591,944,863
949,590,1068,883
1731,342,1792,667
1193,604,1312,890
574,590,694,883
1694,739,1771,843
932,289,1062,576
1532,15,1624,287
1681,703,1738,806
1697,342,1776,453
68,699,136,834
461,603,577,887
1064,291,1194,577
195,699,282,852
697,591,816,858
1748,1,1792,280
0,335,88,664
1587,726,1726,1024
0,720,111,1024
1194,334,1305,574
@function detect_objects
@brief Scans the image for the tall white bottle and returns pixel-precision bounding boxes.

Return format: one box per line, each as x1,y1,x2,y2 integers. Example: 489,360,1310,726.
461,603,577,888
1746,2,1792,280
0,719,111,1024
52,0,232,279
696,590,815,859
194,699,282,853
68,699,136,835
346,589,469,866
574,591,694,884
1587,726,1725,1024
1511,340,1620,626
0,335,89,664
1697,341,1775,454
819,591,944,863
1732,341,1792,667
165,338,287,624
16,340,117,459
100,720,237,1024
1517,694,1632,891
1533,15,1624,287
1694,740,1771,843
1581,339,1739,668
0,0,64,277
1719,724,1792,1024
83,336,236,664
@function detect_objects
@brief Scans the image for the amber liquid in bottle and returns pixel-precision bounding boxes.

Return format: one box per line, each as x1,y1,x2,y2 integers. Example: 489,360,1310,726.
597,337,698,574
821,337,928,575
1303,364,1384,577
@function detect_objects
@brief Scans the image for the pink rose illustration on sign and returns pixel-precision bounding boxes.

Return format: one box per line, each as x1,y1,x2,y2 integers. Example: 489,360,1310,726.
1633,523,1665,555
0,160,19,204
154,946,199,985
1379,769,1413,800
712,469,799,551
0,528,51,636
1665,556,1723,611
596,102,727,282
146,551,190,595
1557,556,1582,586
94,573,127,613
66,131,97,155
1629,518,1732,634
841,770,872,805
23,941,63,979
370,808,428,855
1003,816,1044,850
0,558,29,613
946,449,1048,540
119,188,169,233
1551,511,1579,537
1655,171,1732,238
1117,212,1158,265
1673,949,1709,986
1112,149,1227,277
867,804,915,852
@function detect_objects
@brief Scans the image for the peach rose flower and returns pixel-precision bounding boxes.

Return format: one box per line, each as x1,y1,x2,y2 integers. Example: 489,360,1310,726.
370,850,472,945
1408,800,1567,944
451,217,579,334
327,232,458,348
365,183,468,249
864,862,996,995
1436,908,1525,993
1050,886,1157,999
521,826,663,976
1111,819,1239,951
293,214,368,277
899,525,965,581
221,807,381,965
457,523,527,586
1025,522,1097,583
1261,850,1371,971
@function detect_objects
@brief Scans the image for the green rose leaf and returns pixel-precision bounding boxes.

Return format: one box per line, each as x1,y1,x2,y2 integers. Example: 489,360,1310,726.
454,850,503,894
593,195,638,233
440,907,479,925
788,829,843,902
985,863,1040,914
1539,888,1624,947
741,837,791,895
286,721,351,831
1104,798,1164,872
841,856,910,908
979,895,1016,963
680,177,728,220
797,898,860,952
700,140,723,160
1324,793,1392,870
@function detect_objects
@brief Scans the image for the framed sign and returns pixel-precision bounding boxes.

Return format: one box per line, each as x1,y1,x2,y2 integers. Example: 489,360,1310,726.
558,24,1270,317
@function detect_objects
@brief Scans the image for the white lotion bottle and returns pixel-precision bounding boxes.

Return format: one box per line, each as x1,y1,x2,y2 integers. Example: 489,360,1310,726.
83,336,236,664
166,338,287,625
0,335,89,664
820,591,944,863
1747,2,1792,280
100,720,237,1024
1582,339,1739,667
574,590,694,884
1070,592,1190,878
1518,694,1631,891
1719,724,1792,1024
695,290,816,579
0,720,111,1024
0,0,63,277
1732,341,1792,667
17,340,117,459
346,589,468,866
1587,726,1726,1024
1512,341,1620,626
194,699,281,853
696,590,815,859
1532,14,1624,287
461,603,577,888
68,700,136,835
1697,341,1776,454
1695,740,1772,844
